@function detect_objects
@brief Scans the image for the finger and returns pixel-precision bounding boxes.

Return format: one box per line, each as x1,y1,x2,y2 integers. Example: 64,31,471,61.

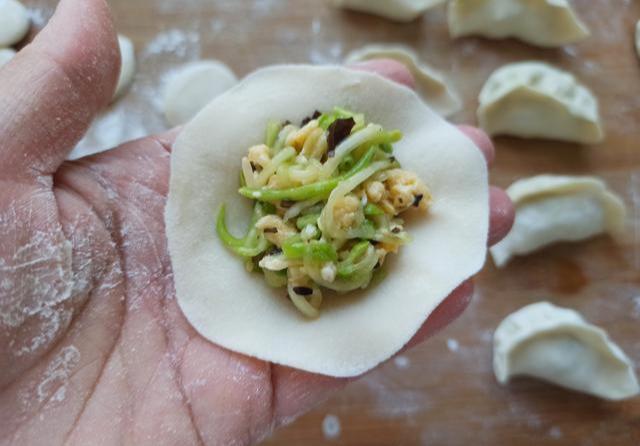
347,59,416,89
0,0,119,179
457,125,495,167
489,186,515,246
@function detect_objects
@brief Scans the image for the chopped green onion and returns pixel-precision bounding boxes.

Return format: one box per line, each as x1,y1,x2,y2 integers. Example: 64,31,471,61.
337,241,373,279
364,203,384,216
263,269,288,288
217,204,271,258
265,120,283,148
306,240,338,262
296,213,320,230
239,177,340,202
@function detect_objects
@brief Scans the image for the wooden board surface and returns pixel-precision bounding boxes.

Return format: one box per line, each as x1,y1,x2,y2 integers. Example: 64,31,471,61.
24,0,640,444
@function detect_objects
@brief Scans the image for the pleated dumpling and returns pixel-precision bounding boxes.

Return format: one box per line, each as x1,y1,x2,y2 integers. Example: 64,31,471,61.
448,0,589,47
478,62,604,144
490,175,625,267
494,302,639,401
331,0,445,22
345,44,461,117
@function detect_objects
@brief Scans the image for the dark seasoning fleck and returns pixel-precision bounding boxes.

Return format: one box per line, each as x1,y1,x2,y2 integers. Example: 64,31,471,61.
327,117,356,152
293,286,313,296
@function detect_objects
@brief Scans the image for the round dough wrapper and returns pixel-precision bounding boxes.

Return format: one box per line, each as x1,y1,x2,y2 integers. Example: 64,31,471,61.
165,65,489,377
163,60,238,126
112,34,136,101
0,48,16,67
0,0,30,47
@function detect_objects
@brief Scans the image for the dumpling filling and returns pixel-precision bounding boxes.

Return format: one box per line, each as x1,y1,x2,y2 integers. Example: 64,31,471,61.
217,108,431,317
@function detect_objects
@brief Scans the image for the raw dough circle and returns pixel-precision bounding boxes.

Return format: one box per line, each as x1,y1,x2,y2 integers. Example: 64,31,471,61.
165,65,489,377
163,60,238,126
0,48,16,67
0,0,30,47
112,34,136,101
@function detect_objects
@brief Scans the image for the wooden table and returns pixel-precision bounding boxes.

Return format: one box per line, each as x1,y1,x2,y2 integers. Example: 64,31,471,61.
27,0,640,443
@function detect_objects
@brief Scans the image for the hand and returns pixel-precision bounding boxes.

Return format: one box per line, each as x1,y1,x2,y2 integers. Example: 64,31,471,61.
0,1,514,445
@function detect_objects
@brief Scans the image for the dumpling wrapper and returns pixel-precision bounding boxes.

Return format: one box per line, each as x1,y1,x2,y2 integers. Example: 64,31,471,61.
494,302,639,400
331,0,445,22
165,65,489,377
490,175,625,267
345,44,462,118
448,0,590,47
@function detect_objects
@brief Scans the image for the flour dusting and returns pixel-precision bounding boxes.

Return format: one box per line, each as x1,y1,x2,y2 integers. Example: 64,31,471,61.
446,338,460,353
394,355,411,370
322,414,341,440
36,345,80,404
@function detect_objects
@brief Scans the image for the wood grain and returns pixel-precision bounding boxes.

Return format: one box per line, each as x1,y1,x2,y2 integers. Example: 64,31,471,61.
27,0,640,444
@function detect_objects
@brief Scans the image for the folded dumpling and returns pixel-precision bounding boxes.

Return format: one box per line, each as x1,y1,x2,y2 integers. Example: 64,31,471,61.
490,175,625,267
345,44,461,117
494,302,639,400
331,0,445,22
478,62,604,144
448,0,589,47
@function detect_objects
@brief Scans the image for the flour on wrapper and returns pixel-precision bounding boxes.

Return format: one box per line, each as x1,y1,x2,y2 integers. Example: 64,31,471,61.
494,302,639,400
331,0,445,22
165,65,489,377
490,175,625,268
345,44,461,118
478,62,604,144
163,60,238,127
448,0,589,47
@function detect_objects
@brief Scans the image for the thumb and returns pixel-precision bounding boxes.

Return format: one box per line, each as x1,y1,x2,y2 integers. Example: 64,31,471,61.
0,0,119,180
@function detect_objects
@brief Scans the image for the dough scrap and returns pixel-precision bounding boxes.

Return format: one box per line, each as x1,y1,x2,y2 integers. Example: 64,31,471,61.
490,175,625,267
0,48,16,67
0,0,30,47
331,0,445,22
478,61,603,144
494,302,639,400
112,34,136,101
163,60,238,127
448,0,589,47
345,44,461,117
165,65,489,377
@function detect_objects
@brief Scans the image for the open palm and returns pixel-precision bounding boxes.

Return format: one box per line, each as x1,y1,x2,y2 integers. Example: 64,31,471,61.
0,1,513,445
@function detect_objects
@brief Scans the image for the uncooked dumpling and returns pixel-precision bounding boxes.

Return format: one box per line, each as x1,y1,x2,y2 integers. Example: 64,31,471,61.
112,34,136,101
478,62,604,144
332,0,445,22
165,65,489,377
636,21,640,60
490,175,625,267
163,60,238,126
494,302,639,400
448,0,589,47
345,44,461,117
0,0,30,47
0,48,16,67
